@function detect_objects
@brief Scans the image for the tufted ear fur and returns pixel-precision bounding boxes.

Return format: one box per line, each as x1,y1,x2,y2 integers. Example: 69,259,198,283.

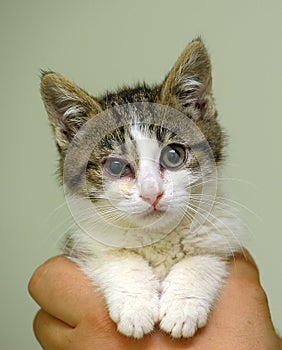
160,38,214,117
40,72,102,150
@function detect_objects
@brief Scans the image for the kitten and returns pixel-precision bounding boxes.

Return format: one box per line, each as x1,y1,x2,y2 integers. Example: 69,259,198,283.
41,38,242,338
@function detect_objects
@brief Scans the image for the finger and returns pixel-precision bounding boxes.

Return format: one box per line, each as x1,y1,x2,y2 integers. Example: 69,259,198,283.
28,256,107,327
33,309,73,350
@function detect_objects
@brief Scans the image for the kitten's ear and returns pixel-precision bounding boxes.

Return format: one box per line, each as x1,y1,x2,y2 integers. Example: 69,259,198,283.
40,72,102,149
160,38,213,116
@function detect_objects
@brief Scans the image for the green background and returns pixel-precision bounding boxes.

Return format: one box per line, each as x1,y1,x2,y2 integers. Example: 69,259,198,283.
1,0,281,348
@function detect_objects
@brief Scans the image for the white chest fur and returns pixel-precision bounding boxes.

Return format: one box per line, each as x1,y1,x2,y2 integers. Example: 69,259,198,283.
68,203,242,338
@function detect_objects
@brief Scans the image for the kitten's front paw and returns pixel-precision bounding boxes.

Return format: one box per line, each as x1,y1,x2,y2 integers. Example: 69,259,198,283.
109,293,159,339
159,293,210,338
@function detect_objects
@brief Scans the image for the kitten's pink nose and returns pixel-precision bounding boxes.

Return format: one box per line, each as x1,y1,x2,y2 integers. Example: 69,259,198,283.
140,191,163,208
139,171,164,209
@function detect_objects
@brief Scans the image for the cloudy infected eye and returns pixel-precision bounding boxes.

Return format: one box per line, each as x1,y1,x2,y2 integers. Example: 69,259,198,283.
104,157,132,178
160,144,187,170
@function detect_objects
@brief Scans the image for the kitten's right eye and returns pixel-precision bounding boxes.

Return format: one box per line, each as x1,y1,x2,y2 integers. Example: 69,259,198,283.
104,158,132,178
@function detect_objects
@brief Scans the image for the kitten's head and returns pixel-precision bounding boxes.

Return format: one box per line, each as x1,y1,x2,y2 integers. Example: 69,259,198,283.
41,38,224,246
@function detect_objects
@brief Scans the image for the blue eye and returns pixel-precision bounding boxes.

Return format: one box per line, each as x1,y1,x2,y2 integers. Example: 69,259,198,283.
104,158,132,178
160,144,187,169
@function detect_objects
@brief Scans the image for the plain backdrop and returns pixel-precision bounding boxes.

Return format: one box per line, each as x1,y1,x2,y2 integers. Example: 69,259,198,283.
1,1,281,348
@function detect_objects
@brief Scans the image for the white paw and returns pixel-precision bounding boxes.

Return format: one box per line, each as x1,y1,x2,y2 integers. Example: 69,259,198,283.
108,293,159,339
159,292,210,338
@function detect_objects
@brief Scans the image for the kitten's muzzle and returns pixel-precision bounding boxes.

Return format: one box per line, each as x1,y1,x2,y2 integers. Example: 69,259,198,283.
138,165,164,210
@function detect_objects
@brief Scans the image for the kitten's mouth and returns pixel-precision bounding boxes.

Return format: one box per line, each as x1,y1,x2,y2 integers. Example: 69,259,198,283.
141,207,166,218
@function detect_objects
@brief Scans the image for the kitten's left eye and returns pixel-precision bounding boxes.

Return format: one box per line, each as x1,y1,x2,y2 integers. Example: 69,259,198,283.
104,158,132,178
160,144,187,170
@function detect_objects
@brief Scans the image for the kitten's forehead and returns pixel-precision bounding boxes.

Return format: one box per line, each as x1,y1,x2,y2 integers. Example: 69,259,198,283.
129,125,161,161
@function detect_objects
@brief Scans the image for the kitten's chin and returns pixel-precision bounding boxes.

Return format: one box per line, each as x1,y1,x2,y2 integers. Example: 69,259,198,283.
129,207,185,232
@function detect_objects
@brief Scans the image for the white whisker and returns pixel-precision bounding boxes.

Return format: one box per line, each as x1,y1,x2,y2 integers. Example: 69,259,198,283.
186,200,245,258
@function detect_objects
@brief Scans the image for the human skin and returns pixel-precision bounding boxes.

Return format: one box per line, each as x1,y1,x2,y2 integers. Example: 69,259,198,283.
28,253,281,350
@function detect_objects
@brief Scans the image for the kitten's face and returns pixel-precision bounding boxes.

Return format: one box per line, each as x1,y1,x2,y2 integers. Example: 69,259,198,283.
41,39,223,245
62,101,217,245
87,124,193,230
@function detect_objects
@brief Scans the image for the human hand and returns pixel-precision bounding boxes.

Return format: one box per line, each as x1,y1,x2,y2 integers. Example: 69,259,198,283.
28,253,281,350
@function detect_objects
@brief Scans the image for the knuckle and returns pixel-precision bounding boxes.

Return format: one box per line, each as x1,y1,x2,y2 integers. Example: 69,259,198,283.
28,256,63,299
232,275,268,306
28,266,44,299
33,309,44,340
